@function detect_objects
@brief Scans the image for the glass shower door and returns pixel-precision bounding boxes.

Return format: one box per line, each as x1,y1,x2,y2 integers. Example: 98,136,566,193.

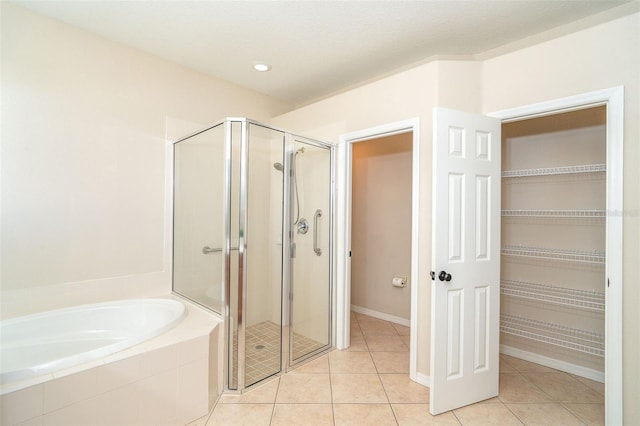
228,121,285,390
288,137,332,364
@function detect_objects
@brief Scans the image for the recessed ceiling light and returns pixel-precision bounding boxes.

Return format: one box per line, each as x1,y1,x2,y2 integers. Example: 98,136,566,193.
253,63,271,72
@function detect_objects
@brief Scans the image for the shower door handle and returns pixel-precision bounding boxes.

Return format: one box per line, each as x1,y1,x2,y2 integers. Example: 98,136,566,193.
313,209,322,256
202,246,239,254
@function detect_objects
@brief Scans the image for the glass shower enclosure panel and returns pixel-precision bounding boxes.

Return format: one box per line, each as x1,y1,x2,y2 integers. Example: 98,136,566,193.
173,124,225,314
289,137,332,364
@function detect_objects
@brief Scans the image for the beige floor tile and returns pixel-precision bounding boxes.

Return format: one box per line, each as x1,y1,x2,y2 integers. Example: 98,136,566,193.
522,373,603,403
365,334,409,352
506,403,584,426
207,403,273,426
331,373,388,403
333,403,397,425
393,323,411,336
292,354,330,373
218,377,279,404
371,351,410,373
499,356,518,373
498,373,552,403
276,373,332,403
359,319,399,336
571,375,605,395
563,403,605,426
392,404,461,425
379,373,430,403
500,355,558,373
329,350,376,373
271,403,334,426
453,402,523,425
400,334,411,347
347,333,370,352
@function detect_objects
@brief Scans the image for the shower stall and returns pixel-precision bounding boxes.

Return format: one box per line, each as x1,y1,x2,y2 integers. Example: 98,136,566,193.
172,118,333,392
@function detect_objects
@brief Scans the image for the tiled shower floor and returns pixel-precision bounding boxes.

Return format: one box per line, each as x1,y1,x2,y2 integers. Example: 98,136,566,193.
195,312,604,425
232,321,326,386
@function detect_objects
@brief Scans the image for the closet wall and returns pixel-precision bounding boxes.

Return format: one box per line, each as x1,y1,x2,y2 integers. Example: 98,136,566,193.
500,106,606,379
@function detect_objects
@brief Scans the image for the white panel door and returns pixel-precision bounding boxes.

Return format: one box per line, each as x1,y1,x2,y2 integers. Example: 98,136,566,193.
430,108,501,415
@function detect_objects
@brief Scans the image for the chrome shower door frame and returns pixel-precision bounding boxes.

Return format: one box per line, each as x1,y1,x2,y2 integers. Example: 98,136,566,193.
223,118,334,393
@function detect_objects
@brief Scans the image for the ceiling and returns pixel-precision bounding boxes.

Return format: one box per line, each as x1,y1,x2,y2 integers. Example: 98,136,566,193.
14,1,633,107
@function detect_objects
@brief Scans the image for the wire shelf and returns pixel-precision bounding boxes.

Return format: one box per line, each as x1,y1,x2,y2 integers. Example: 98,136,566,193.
501,279,605,312
502,245,605,264
500,314,604,357
502,163,606,178
501,210,606,218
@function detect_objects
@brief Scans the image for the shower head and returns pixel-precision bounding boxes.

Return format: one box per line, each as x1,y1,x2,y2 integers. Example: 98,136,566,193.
273,162,284,172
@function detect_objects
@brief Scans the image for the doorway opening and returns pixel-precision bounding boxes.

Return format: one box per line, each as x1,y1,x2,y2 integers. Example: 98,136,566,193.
499,106,607,383
336,118,421,383
350,133,413,328
489,86,624,425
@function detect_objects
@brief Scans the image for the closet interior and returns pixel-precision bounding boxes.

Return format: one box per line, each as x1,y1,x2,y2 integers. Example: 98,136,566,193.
499,106,606,381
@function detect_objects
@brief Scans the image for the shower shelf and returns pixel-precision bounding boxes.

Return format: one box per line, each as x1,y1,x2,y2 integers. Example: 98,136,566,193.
501,209,606,218
501,163,606,178
500,314,604,357
501,245,605,264
501,279,605,312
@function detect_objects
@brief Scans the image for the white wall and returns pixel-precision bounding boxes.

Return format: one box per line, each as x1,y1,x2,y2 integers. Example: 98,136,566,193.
0,3,289,318
351,133,412,320
274,8,639,423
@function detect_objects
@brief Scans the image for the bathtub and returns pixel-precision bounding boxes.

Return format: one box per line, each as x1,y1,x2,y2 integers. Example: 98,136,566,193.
0,296,222,426
1,298,186,384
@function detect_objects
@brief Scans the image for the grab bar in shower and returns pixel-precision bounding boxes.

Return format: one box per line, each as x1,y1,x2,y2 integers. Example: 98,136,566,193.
313,209,322,256
202,246,239,254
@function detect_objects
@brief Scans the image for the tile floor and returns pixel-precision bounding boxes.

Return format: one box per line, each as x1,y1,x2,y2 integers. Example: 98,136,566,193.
189,312,604,425
231,321,326,387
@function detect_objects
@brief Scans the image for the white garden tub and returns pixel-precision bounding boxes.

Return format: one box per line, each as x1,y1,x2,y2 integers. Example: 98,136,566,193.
0,298,186,384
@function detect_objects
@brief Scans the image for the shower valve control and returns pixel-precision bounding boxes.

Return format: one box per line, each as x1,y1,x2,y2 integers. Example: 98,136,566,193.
297,218,309,234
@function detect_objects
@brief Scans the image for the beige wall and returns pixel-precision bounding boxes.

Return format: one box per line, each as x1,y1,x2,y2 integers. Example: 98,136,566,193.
351,133,412,320
274,9,639,423
0,3,289,317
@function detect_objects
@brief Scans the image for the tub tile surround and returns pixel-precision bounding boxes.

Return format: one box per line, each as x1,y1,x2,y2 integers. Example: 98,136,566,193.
194,312,603,426
0,296,222,426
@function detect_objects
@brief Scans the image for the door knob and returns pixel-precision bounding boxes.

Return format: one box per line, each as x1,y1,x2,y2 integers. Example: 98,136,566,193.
438,271,452,282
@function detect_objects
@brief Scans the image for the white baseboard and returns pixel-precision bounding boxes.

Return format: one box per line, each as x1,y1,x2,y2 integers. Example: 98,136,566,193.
500,344,604,383
351,304,410,327
414,372,431,388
